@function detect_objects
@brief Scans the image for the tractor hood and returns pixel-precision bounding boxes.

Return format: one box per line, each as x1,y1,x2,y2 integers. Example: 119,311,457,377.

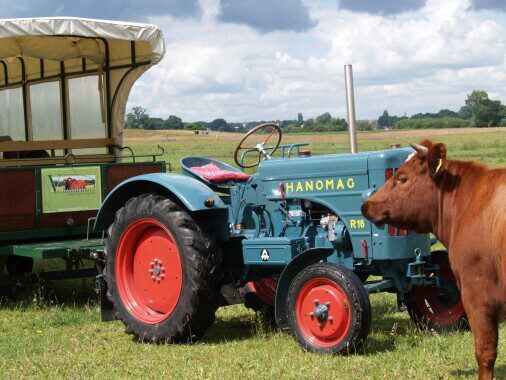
258,147,413,180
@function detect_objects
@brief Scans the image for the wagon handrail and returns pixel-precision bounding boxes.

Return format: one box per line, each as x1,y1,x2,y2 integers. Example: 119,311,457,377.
0,138,118,152
0,151,165,167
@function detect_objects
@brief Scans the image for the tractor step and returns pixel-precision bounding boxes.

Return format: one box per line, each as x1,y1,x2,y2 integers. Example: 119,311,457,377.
0,238,106,259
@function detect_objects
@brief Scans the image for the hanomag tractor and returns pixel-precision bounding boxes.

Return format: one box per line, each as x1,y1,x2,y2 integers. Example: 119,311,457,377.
0,18,466,354
95,127,467,351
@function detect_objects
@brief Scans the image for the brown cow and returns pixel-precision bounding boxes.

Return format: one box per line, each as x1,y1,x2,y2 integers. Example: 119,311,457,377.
361,140,505,380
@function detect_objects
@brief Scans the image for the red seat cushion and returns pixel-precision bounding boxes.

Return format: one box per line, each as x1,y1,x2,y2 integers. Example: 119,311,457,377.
191,162,250,183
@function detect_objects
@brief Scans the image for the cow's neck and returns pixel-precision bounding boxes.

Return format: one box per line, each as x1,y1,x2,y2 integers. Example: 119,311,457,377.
432,159,467,248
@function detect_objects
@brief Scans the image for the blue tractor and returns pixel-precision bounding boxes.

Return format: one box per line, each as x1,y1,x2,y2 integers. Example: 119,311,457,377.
94,123,467,352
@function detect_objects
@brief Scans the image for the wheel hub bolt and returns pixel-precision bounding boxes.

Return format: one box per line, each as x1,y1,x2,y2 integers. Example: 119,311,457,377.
325,302,330,307
151,276,156,280
160,274,165,279
158,261,163,266
156,278,161,283
161,267,166,272
313,299,319,305
149,262,154,267
328,316,333,322
154,258,159,264
148,269,153,274
318,323,322,328
312,304,329,322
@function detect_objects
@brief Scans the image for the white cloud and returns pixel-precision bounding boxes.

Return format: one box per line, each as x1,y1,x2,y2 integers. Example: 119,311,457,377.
128,0,505,121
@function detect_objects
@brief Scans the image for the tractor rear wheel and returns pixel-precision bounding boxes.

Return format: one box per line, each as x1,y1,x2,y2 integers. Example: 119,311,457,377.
244,278,278,325
287,263,371,354
405,250,468,332
104,194,222,343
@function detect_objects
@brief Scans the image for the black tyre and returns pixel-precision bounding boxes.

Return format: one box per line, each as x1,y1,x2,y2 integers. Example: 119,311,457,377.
405,250,468,333
6,255,34,276
103,194,222,343
287,263,371,354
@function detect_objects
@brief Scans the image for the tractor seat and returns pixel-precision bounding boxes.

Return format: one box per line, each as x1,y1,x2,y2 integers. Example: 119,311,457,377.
181,156,250,185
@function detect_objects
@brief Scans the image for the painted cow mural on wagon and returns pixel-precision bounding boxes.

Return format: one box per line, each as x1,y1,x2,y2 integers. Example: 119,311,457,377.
361,140,505,380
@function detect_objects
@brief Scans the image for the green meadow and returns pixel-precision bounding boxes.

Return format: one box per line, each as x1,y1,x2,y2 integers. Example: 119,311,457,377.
0,127,504,379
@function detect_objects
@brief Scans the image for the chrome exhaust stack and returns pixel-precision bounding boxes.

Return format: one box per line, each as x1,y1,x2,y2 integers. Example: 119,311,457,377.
344,64,358,154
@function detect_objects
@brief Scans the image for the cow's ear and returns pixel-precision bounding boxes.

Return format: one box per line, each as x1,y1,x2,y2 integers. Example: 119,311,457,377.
426,143,446,179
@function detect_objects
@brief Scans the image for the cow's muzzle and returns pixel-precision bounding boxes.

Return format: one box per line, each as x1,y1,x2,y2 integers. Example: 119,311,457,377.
361,200,388,226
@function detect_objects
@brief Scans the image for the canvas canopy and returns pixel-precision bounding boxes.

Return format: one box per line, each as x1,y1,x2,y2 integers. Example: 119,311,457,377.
0,17,165,145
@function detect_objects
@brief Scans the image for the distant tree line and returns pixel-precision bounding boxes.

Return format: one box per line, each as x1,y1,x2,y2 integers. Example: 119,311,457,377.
125,90,505,133
380,90,506,130
125,107,359,133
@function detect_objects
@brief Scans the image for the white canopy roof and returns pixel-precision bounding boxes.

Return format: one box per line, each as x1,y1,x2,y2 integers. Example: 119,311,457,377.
0,17,166,141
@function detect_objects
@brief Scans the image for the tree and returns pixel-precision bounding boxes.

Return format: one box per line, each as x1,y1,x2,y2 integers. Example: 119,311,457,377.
378,110,396,128
146,117,165,130
465,90,490,114
210,118,227,131
458,90,503,127
304,118,315,128
166,115,184,130
499,106,506,126
125,106,149,129
315,112,332,125
473,99,502,127
329,117,347,131
357,120,372,131
436,109,459,118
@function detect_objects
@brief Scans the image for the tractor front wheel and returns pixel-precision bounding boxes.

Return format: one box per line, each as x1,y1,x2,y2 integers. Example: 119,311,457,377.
405,250,468,332
104,194,221,343
287,263,371,354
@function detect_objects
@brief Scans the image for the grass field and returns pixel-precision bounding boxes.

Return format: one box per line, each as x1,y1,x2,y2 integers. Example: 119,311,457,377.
0,128,505,379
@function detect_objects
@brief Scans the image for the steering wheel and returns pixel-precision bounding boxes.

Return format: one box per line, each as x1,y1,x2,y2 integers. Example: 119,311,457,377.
234,123,282,168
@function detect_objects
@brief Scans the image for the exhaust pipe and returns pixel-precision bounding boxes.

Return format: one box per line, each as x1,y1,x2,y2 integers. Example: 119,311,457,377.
344,64,358,154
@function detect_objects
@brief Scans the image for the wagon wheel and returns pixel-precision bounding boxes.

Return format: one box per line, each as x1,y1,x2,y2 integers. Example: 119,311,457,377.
286,263,371,354
6,256,34,276
234,123,282,168
103,194,222,343
405,250,469,332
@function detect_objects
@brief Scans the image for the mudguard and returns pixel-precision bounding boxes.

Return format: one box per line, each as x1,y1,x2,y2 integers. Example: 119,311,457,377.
94,173,227,231
274,247,334,329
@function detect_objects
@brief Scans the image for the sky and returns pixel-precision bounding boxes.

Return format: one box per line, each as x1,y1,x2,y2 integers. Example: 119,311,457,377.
2,0,505,121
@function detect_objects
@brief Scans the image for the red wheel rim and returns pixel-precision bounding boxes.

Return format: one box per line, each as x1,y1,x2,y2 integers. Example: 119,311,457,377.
412,260,465,325
116,218,183,324
248,278,278,306
296,278,351,348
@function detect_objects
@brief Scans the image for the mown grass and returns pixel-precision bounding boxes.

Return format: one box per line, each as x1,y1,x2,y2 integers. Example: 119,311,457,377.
0,128,505,379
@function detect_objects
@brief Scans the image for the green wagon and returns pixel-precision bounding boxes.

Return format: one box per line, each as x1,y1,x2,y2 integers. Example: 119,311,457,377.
0,18,166,286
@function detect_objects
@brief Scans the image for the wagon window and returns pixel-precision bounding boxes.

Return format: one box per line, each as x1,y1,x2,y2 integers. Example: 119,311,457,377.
68,76,106,139
68,75,107,154
30,81,63,141
0,87,25,141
